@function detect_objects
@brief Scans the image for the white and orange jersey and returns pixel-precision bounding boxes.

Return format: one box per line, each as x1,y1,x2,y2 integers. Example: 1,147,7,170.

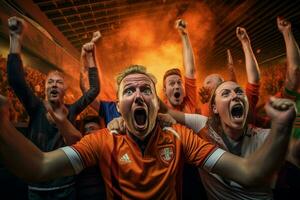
62,123,225,200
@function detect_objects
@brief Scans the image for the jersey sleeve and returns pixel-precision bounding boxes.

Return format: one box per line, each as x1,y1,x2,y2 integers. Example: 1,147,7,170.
184,113,208,133
61,129,107,173
174,124,225,172
184,77,197,108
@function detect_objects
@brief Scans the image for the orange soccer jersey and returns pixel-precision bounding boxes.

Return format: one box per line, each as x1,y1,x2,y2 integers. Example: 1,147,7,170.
65,124,223,200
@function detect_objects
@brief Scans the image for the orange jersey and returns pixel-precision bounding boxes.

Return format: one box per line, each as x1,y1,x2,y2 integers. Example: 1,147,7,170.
165,77,199,114
63,124,224,200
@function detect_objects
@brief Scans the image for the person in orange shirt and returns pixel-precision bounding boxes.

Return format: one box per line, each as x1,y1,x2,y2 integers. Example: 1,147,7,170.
0,65,296,200
163,19,199,114
163,19,203,199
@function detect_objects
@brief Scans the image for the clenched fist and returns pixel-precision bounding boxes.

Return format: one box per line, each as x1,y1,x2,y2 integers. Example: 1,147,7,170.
81,42,96,68
175,19,187,35
277,17,291,34
236,27,250,44
8,16,25,38
265,96,296,127
91,31,101,43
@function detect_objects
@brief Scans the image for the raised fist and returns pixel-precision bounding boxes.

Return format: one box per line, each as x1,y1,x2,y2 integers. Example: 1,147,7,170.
8,16,25,38
175,19,187,35
90,31,101,43
236,27,250,43
265,97,296,126
277,17,291,34
81,42,96,68
82,42,95,53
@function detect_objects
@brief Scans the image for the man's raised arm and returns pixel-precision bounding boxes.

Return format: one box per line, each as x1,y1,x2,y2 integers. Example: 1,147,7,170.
0,95,75,182
175,19,196,79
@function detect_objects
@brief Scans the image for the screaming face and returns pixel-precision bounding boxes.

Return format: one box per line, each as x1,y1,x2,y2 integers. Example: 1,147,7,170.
117,73,159,139
45,73,65,103
164,74,185,106
213,81,249,130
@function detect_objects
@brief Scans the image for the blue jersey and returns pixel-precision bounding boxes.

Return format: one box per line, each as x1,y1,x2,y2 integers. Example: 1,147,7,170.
99,101,120,125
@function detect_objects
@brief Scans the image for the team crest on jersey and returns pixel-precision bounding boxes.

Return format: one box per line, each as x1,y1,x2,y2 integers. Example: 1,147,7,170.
159,146,174,164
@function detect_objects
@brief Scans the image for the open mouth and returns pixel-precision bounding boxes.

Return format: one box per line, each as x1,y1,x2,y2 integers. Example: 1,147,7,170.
231,103,244,119
134,108,147,127
174,92,181,99
49,90,59,97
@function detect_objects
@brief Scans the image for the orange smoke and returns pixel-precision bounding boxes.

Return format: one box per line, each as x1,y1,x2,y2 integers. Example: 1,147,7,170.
95,1,216,101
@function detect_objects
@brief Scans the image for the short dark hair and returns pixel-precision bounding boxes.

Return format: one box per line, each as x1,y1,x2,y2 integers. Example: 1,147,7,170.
163,68,182,87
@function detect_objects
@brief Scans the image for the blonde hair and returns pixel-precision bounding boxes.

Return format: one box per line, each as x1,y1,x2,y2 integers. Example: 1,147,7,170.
46,70,65,80
116,65,157,97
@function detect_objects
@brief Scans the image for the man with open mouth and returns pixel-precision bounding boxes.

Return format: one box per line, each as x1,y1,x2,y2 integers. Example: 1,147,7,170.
163,19,199,115
163,19,204,200
6,16,100,200
0,65,297,200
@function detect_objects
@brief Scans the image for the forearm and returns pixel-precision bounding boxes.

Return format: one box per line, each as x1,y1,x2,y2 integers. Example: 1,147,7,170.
213,124,292,187
227,49,237,82
242,42,260,84
181,34,196,79
283,31,300,90
168,109,185,125
83,51,97,69
79,70,88,94
0,122,46,182
9,36,21,54
0,121,76,181
80,69,100,111
284,31,300,68
86,67,100,99
7,54,38,112
74,67,100,114
228,65,237,82
245,123,293,185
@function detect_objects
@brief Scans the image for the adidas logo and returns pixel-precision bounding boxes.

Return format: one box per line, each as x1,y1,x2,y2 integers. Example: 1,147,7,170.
120,153,131,164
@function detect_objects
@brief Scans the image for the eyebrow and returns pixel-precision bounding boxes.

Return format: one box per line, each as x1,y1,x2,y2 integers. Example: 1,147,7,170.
218,86,243,93
234,87,244,91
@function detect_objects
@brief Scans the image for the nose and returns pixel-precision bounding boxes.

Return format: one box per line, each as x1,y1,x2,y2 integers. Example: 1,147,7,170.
231,92,239,101
134,91,144,105
51,81,58,87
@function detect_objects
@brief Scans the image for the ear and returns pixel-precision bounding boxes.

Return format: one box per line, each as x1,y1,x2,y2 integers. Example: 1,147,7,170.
163,85,167,96
116,100,120,113
212,103,218,114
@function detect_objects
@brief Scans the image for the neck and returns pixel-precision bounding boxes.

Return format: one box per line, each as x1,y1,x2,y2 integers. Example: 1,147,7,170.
128,129,150,141
221,122,245,141
127,123,157,141
48,100,62,109
166,99,181,110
